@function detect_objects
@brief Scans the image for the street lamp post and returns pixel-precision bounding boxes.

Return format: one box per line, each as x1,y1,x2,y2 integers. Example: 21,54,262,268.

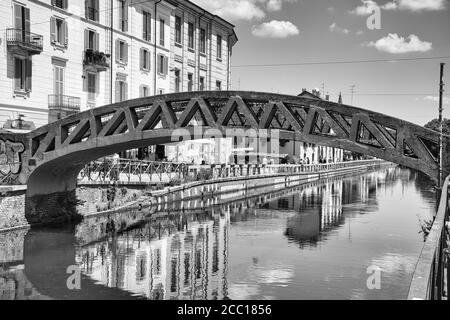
438,63,445,187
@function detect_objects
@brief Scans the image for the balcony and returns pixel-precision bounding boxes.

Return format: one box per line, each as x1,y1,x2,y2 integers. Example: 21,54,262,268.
6,29,43,55
83,49,110,72
49,94,81,111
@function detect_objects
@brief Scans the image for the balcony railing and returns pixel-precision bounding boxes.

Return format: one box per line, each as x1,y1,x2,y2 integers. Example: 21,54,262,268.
48,95,81,113
6,28,43,55
83,49,110,72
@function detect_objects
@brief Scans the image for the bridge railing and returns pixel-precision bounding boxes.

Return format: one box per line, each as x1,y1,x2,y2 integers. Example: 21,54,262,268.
78,158,188,184
78,158,385,184
408,176,450,300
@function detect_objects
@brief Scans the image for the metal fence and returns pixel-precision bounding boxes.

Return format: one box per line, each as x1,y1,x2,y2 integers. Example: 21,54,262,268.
48,95,81,112
408,175,450,300
78,159,188,184
78,158,384,184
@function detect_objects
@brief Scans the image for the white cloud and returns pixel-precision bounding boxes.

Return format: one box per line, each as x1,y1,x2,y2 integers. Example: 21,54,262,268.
252,20,300,38
191,0,299,21
350,0,380,15
329,22,350,34
382,0,447,11
267,0,282,11
367,33,432,54
381,1,398,10
190,0,266,21
424,96,450,104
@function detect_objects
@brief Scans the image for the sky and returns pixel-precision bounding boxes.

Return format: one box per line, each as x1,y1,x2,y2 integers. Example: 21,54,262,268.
192,0,450,126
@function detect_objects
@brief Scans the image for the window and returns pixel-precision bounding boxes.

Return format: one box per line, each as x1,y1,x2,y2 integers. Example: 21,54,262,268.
216,80,221,91
188,22,194,50
140,85,149,97
84,29,99,50
157,54,168,75
87,72,97,101
115,79,128,102
50,17,68,47
143,11,151,41
85,0,99,22
174,69,180,93
187,73,193,92
140,48,150,71
199,76,205,91
159,19,165,46
175,16,182,45
13,7,30,55
14,57,32,92
199,28,206,54
116,40,128,64
216,35,222,60
119,0,128,32
54,65,64,96
52,0,68,10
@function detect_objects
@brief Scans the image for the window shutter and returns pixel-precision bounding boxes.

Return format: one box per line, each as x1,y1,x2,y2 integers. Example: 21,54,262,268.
95,32,99,51
96,73,99,96
64,21,68,47
124,82,128,101
14,4,22,30
115,81,120,102
26,59,32,92
50,17,56,43
164,56,168,75
157,55,161,74
124,2,128,32
147,52,151,71
124,42,128,64
139,85,143,98
142,14,146,40
85,0,88,19
115,40,120,62
53,67,57,94
24,8,30,33
84,29,89,50
14,59,21,90
95,0,99,20
64,0,68,9
83,73,87,92
140,48,143,70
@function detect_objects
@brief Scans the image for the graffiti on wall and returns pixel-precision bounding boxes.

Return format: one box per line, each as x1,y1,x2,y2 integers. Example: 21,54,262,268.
0,139,25,182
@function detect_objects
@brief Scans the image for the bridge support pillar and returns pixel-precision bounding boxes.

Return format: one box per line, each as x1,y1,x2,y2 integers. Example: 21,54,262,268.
25,163,83,225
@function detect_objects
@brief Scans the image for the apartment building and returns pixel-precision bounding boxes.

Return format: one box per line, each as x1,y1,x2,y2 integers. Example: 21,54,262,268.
0,0,237,128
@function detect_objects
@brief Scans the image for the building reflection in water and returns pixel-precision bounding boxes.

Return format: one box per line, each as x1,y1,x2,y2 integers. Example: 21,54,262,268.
282,170,385,247
76,210,230,300
74,168,397,299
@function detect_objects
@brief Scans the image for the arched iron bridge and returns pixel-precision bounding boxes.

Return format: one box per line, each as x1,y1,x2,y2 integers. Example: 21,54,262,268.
21,91,449,197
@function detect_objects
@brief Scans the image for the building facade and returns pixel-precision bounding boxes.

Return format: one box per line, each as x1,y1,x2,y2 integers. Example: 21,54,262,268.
0,0,237,127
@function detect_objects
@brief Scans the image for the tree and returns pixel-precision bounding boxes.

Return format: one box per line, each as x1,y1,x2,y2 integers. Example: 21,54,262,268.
424,118,450,135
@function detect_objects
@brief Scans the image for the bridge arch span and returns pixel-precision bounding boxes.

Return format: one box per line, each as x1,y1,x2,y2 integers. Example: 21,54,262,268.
25,91,449,197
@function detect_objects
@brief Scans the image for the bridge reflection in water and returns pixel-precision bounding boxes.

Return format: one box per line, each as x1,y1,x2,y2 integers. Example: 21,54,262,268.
0,166,437,300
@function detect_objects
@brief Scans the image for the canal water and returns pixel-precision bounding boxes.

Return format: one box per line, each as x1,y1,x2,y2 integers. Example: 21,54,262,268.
0,166,437,300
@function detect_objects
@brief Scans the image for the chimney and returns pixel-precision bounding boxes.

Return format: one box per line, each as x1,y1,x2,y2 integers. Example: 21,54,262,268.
338,92,343,104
